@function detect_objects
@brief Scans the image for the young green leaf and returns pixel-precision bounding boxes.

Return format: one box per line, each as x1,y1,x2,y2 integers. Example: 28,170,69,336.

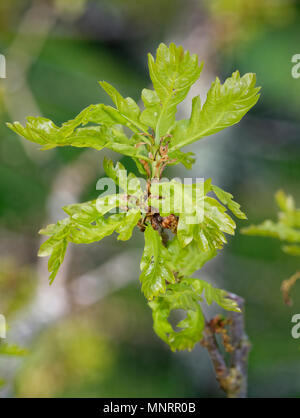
275,190,300,228
149,277,240,352
39,197,141,283
149,282,205,351
140,88,161,130
212,184,247,220
149,179,207,219
103,157,143,196
7,117,150,161
116,209,141,241
168,149,196,169
182,278,241,312
176,194,237,251
242,220,300,243
167,237,216,276
148,43,203,142
140,226,175,300
99,81,148,134
170,71,260,151
242,191,300,259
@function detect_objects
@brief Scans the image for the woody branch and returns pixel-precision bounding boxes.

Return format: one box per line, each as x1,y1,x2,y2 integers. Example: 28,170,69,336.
201,293,251,398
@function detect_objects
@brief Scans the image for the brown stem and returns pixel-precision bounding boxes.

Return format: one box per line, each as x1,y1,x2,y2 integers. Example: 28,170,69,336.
281,271,300,306
201,293,251,398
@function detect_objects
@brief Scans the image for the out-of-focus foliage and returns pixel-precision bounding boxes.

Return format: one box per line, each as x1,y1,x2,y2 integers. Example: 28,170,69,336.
0,344,27,356
203,0,296,44
0,257,37,318
13,285,204,398
242,191,300,305
0,258,34,386
242,190,300,257
53,0,88,19
15,318,115,398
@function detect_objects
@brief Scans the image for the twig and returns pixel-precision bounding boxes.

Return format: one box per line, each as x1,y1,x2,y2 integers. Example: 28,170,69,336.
201,293,251,398
281,271,300,306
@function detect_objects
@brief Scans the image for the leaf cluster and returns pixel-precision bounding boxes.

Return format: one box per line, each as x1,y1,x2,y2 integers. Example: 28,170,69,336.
7,43,260,350
242,190,300,257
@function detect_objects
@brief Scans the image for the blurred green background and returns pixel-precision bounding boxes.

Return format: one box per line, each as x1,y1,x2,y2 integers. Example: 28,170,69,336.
0,0,300,398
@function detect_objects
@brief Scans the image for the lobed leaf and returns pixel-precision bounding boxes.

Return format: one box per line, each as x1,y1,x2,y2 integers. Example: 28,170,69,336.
212,184,247,219
39,199,141,283
149,282,205,351
149,179,208,219
116,209,141,241
242,220,300,243
167,237,216,276
176,195,237,251
140,88,161,130
8,43,260,171
99,81,148,134
103,157,143,196
149,277,240,351
7,117,150,161
148,43,203,142
275,190,300,228
170,71,260,151
139,226,175,300
168,150,196,170
182,278,241,312
242,189,300,262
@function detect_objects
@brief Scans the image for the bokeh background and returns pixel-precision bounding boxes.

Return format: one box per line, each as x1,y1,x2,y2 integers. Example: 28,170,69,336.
0,0,300,398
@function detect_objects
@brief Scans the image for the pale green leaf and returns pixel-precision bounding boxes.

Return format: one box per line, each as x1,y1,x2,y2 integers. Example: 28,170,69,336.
48,239,68,284
140,226,175,300
282,245,300,256
149,179,207,219
99,81,148,133
242,189,300,262
140,88,161,130
7,118,150,161
38,197,141,282
167,237,216,276
148,43,203,141
242,220,300,243
168,150,196,169
177,214,195,247
103,157,143,196
176,193,237,251
275,189,295,213
116,209,141,241
38,219,71,257
170,71,260,150
149,281,205,351
182,278,241,312
205,197,236,235
212,184,247,219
